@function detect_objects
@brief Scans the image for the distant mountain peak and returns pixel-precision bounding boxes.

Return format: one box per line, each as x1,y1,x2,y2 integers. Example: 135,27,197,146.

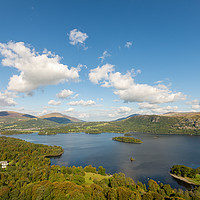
0,111,36,118
114,114,140,121
38,112,82,123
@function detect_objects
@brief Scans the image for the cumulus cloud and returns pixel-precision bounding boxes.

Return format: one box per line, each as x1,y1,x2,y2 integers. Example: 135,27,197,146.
138,102,178,114
89,64,114,85
56,89,74,99
68,29,88,49
0,41,80,93
39,109,48,115
108,106,132,118
192,105,200,110
48,100,61,106
89,64,186,104
117,106,132,113
187,100,200,110
114,85,185,104
67,100,96,106
125,41,132,48
78,113,90,119
99,50,111,63
138,102,159,110
65,108,75,112
109,71,134,90
0,91,17,107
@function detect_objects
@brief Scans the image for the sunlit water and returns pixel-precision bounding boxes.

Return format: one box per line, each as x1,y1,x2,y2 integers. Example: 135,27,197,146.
5,132,200,189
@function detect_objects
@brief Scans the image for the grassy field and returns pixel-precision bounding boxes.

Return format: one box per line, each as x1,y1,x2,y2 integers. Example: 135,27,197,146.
84,172,110,184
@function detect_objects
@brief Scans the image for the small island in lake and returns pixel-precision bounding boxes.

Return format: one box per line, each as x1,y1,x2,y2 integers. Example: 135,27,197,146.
112,136,142,144
130,157,135,161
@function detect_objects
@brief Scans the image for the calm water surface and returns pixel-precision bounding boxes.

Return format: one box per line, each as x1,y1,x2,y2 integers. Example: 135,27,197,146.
6,132,200,189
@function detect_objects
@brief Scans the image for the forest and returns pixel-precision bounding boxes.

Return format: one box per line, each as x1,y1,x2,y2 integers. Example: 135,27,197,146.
1,136,200,199
171,165,199,179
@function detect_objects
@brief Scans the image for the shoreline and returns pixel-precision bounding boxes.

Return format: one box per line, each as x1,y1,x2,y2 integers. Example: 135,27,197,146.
170,173,199,186
44,149,64,158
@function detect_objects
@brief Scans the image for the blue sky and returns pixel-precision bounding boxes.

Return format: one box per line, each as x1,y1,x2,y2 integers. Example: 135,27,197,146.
0,0,200,121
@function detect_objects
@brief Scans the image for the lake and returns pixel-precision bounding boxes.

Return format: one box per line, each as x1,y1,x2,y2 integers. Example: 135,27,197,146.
6,132,200,189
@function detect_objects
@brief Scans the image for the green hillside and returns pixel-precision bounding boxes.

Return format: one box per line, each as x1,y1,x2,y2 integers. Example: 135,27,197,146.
39,112,200,135
39,113,83,123
0,111,84,131
1,111,200,135
0,111,61,131
118,113,200,134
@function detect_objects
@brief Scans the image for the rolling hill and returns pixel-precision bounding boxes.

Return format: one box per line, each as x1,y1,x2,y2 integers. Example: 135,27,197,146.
0,111,60,130
0,111,82,130
0,111,35,118
39,112,200,135
1,110,200,135
115,112,200,134
38,112,83,124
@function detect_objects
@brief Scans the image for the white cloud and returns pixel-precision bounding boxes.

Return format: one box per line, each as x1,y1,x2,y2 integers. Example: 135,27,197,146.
0,91,17,107
48,100,61,106
99,50,111,63
89,64,114,85
0,41,80,93
17,107,25,111
40,109,48,115
138,102,159,110
78,113,90,119
67,100,96,106
192,105,200,110
138,102,178,114
114,84,185,104
152,106,178,114
125,41,132,48
109,71,134,90
89,64,186,104
117,106,132,114
187,99,200,105
68,29,88,49
77,64,87,71
72,94,79,99
56,89,74,99
155,80,164,84
65,108,75,112
108,106,132,118
187,99,200,110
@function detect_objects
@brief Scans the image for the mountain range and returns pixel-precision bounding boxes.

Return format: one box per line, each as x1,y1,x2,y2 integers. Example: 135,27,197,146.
0,111,82,130
1,111,200,135
38,112,83,124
